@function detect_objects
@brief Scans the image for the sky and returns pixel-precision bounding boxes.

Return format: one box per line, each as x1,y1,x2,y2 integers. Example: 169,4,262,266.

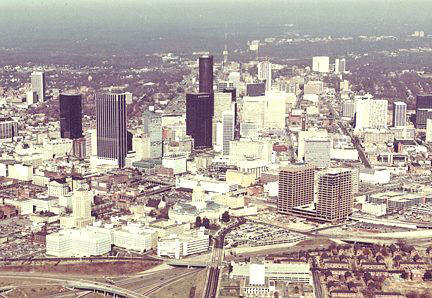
0,0,431,54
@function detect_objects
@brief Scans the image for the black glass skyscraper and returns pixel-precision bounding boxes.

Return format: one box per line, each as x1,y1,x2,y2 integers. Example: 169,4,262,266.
416,94,432,128
59,91,83,139
186,93,214,148
199,55,214,93
96,92,128,168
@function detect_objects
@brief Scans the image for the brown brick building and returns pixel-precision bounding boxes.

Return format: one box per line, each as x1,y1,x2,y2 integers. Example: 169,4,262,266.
317,168,353,223
277,164,315,214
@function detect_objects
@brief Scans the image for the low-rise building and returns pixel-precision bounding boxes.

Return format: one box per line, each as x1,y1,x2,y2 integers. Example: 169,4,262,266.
157,229,209,259
46,227,112,257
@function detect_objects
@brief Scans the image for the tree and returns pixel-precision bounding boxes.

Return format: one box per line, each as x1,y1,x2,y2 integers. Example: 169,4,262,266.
363,272,373,282
401,271,410,280
424,271,432,281
413,254,422,262
203,217,210,229
381,247,389,257
195,216,202,228
221,211,230,223
389,244,398,255
363,248,371,257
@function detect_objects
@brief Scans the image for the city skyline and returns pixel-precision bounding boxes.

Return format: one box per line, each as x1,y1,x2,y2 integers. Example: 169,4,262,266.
1,1,432,297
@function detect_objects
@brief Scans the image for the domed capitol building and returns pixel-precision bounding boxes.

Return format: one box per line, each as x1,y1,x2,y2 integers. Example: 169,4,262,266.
168,183,228,224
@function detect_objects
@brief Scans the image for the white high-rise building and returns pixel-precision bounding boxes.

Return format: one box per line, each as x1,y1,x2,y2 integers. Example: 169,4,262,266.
426,119,432,143
213,92,233,146
143,110,162,159
228,72,241,89
258,61,272,91
342,100,355,118
26,91,37,105
31,71,46,102
393,101,407,127
312,56,330,73
335,58,346,74
241,94,286,130
354,96,388,130
71,189,93,228
222,109,235,156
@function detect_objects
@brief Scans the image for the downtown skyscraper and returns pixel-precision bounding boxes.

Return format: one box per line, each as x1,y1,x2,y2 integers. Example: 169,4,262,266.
278,164,315,214
258,61,272,91
392,101,407,127
96,92,128,168
31,71,46,102
59,91,83,139
199,55,214,93
316,168,353,223
186,55,215,148
186,93,214,148
143,110,163,159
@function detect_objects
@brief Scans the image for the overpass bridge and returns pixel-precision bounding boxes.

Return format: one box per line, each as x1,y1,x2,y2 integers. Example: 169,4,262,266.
166,259,209,268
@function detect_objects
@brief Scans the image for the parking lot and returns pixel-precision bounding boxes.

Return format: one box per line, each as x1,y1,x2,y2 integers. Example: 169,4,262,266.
0,217,46,259
225,221,307,248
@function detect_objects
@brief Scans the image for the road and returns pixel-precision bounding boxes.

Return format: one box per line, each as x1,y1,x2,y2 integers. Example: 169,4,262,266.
338,121,371,168
324,98,371,168
204,217,245,298
0,272,146,298
142,269,202,296
311,257,324,298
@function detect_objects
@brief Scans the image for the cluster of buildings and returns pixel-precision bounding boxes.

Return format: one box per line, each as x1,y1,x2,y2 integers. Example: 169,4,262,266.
2,41,432,283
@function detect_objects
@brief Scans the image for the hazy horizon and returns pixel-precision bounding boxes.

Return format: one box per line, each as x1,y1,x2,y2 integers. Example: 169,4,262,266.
1,0,431,56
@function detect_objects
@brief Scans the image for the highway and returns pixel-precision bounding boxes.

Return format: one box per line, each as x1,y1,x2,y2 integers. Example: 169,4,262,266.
204,217,245,298
0,272,146,298
142,269,202,296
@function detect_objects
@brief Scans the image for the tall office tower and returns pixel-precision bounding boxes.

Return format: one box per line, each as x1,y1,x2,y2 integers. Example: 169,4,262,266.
228,72,241,90
213,92,233,145
258,61,272,91
340,80,350,92
304,138,331,168
217,81,234,92
143,110,163,159
246,82,266,97
312,56,330,73
416,94,432,128
277,164,315,214
426,119,432,143
199,55,214,93
96,92,128,168
392,101,407,127
72,189,93,228
26,91,37,105
339,58,346,73
222,109,235,155
342,100,355,118
72,138,87,159
354,96,388,130
334,58,346,74
222,87,236,102
223,29,228,66
0,117,18,140
316,168,353,223
31,71,46,102
334,59,340,74
186,93,214,148
59,91,83,139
